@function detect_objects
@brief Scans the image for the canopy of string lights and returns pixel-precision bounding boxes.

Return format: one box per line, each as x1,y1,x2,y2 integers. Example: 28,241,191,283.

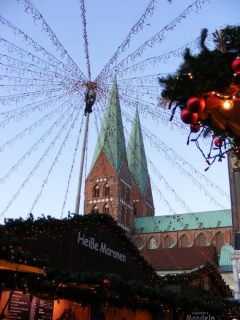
0,0,239,221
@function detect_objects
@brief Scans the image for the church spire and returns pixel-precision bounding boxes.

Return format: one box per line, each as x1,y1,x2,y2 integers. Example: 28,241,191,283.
127,108,148,195
84,78,134,230
127,108,155,217
90,77,126,173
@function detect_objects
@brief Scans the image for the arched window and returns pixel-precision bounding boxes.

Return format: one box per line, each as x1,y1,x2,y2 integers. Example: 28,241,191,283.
149,237,157,249
197,233,206,246
121,185,125,198
93,185,99,197
164,235,173,248
135,237,143,248
104,183,110,196
103,204,109,214
126,210,129,224
215,232,223,254
121,206,125,222
134,205,137,216
92,205,99,213
180,234,189,247
125,188,130,202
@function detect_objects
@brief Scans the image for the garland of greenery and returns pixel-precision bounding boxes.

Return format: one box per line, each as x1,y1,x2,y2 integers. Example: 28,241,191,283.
1,213,161,284
159,25,240,153
0,213,239,318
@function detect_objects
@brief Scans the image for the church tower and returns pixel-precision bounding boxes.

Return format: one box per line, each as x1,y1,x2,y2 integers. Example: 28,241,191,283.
127,108,155,217
84,78,134,232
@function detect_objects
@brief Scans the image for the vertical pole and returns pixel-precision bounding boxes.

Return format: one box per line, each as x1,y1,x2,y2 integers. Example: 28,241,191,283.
75,111,90,215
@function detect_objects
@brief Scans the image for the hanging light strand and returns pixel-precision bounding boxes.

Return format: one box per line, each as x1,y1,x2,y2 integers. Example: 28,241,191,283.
15,0,86,79
29,106,83,214
79,0,92,81
0,94,80,184
0,37,81,79
96,0,212,82
96,0,157,81
1,96,80,218
60,114,85,218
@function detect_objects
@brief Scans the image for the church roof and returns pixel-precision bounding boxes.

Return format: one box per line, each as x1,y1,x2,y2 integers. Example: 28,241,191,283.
219,243,233,272
141,246,219,271
134,209,232,233
90,78,126,173
127,108,149,195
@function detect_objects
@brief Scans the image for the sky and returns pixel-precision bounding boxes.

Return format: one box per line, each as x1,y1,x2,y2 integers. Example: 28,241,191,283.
0,0,240,223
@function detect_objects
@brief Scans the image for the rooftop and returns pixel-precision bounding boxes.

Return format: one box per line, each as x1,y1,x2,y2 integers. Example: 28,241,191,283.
141,246,219,271
134,209,232,233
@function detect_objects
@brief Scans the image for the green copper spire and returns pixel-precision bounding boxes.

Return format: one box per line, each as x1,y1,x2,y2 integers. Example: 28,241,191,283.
127,109,149,195
90,78,126,173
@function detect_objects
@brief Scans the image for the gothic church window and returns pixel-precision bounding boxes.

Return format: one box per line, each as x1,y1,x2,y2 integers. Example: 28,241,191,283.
104,204,109,214
196,233,206,246
135,237,143,248
180,234,189,247
126,210,129,224
93,185,100,197
104,183,110,196
121,185,125,198
92,205,99,213
149,237,157,249
125,188,130,202
164,235,173,248
121,206,125,222
134,205,137,216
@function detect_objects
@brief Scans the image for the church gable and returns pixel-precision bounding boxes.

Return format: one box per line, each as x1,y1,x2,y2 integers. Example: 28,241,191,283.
84,150,119,215
118,156,132,187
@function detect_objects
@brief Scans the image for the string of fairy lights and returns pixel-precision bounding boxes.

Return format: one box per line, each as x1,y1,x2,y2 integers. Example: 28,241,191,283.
0,0,238,315
0,0,231,221
96,0,212,82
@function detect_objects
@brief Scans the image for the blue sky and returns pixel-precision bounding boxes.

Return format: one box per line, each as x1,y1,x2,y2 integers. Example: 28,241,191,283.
0,0,239,222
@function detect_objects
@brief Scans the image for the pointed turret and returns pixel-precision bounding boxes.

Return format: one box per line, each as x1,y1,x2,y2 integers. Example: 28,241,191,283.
90,78,126,173
127,109,155,217
84,79,134,232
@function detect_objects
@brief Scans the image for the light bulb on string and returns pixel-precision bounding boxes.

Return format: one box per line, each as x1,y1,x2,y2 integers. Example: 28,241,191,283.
221,99,234,110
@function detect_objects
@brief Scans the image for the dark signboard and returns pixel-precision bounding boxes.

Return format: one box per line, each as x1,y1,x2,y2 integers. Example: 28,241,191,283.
17,218,154,283
9,291,30,320
184,312,216,320
77,228,127,265
8,291,53,320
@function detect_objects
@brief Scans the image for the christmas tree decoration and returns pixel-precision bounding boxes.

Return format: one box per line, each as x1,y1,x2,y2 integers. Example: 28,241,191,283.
221,99,234,110
214,137,223,148
180,108,198,124
159,25,240,166
232,57,240,74
103,279,110,287
190,123,201,133
187,96,205,113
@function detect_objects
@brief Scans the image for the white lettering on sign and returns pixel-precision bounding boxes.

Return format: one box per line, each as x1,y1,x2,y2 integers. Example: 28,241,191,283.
186,314,215,320
77,232,126,263
78,231,99,251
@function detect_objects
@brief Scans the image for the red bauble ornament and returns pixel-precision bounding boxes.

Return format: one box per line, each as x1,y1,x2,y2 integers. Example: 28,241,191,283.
190,123,200,133
103,279,110,287
17,246,22,251
187,96,205,113
214,137,223,148
180,109,198,124
232,57,240,74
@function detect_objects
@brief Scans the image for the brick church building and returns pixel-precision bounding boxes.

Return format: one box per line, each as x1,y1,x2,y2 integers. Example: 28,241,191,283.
84,78,234,291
